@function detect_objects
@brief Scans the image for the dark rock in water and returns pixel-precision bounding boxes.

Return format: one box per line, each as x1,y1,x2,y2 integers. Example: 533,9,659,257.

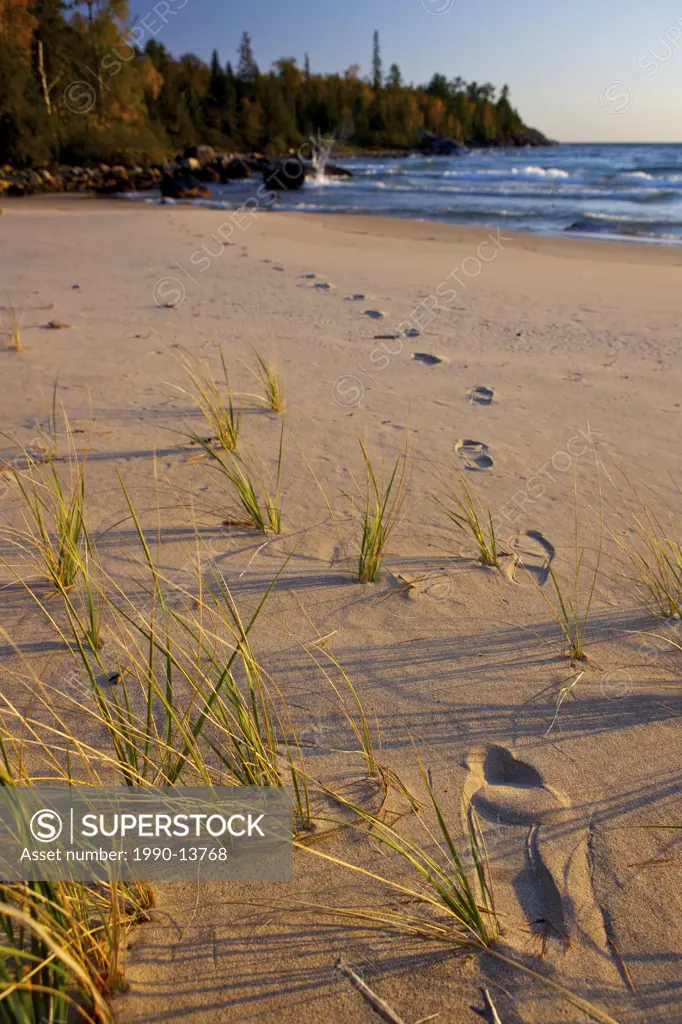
420,132,467,156
302,161,353,178
220,156,253,181
325,162,353,178
263,157,305,191
160,175,210,200
196,166,220,183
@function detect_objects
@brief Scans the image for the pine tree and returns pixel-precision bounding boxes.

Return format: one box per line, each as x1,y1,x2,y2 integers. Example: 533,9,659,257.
387,63,402,89
237,31,258,85
371,30,381,91
208,49,228,108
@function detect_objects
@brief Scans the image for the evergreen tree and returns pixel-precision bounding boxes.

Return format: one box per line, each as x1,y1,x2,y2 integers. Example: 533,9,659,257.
387,63,402,88
237,31,258,85
371,29,381,90
208,49,228,108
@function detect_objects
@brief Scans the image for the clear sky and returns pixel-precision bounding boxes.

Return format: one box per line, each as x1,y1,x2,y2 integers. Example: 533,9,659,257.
129,0,682,143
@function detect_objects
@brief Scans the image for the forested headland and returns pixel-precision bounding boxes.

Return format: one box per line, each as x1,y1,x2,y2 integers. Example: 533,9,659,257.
0,1,552,168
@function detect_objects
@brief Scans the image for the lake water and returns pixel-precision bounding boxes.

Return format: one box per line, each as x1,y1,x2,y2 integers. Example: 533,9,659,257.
132,143,682,245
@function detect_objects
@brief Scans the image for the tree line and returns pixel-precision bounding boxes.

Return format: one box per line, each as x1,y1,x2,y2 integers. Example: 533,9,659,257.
0,1,546,167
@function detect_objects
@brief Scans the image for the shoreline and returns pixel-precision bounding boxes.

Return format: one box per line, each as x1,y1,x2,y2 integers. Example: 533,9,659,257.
4,191,682,265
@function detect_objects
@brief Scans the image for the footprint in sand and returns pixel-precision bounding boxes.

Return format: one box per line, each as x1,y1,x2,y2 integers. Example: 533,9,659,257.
313,281,335,291
412,352,445,366
299,273,317,279
468,385,495,405
455,438,493,471
374,329,420,340
466,745,569,827
507,529,555,586
344,293,373,301
462,745,610,950
362,309,388,319
464,746,599,949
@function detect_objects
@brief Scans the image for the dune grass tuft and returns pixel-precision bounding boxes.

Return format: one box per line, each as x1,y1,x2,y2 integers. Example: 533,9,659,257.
3,299,22,352
0,710,154,1021
196,422,284,533
346,439,408,583
300,757,498,948
4,451,87,591
250,350,285,413
533,486,602,663
0,878,153,1022
542,563,592,663
433,470,499,567
175,349,241,452
609,476,682,619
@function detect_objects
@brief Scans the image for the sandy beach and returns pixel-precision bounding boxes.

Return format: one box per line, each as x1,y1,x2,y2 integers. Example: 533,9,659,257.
1,197,681,1023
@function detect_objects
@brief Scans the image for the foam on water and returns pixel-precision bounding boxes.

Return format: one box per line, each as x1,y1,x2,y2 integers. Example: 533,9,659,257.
121,143,682,244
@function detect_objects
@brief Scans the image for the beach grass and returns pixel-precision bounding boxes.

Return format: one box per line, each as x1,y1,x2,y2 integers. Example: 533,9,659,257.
607,473,682,619
346,438,409,583
2,448,87,591
297,757,621,1022
0,684,155,1022
0,394,646,1024
3,300,22,353
32,381,61,463
533,484,602,663
433,470,499,567
175,349,241,452
0,877,154,1023
195,421,284,533
300,758,498,948
249,350,285,413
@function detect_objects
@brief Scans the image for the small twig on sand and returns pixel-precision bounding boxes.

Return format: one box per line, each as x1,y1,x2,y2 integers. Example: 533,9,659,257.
479,986,503,1023
607,935,637,994
334,958,407,1023
544,670,584,736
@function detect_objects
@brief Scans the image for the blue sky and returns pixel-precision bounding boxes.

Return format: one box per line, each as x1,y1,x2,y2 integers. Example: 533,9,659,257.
129,0,682,142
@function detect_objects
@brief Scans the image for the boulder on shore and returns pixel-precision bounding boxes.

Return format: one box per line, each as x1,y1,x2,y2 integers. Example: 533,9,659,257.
420,132,467,156
302,161,353,179
262,157,305,191
219,156,253,181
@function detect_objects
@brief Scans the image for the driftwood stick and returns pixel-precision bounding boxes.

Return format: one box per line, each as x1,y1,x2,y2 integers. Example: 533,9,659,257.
335,958,408,1024
480,986,503,1024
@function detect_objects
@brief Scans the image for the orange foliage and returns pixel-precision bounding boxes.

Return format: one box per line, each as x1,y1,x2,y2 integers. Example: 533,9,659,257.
0,0,37,58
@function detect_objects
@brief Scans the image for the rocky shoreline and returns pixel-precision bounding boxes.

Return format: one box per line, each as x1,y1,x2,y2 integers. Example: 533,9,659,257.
0,149,308,199
0,132,556,198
